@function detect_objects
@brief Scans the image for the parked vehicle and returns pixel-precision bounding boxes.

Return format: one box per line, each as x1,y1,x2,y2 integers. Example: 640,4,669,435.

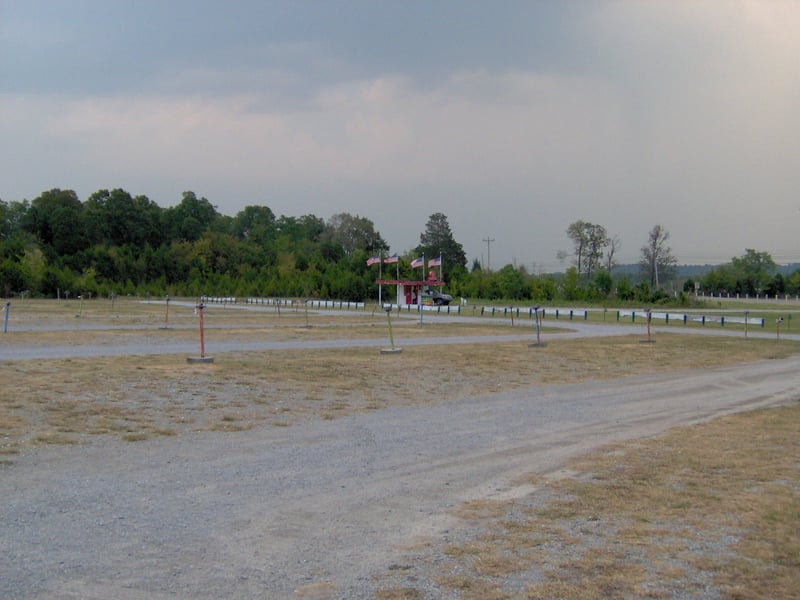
423,288,452,306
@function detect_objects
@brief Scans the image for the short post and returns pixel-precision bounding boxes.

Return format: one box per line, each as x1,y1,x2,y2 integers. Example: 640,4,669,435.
640,308,655,344
163,295,170,329
776,317,784,340
78,294,83,317
528,306,546,348
381,305,402,354
744,310,749,338
187,303,214,363
198,303,206,356
3,302,9,333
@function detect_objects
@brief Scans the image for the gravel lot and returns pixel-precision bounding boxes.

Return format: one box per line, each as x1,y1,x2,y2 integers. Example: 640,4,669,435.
2,345,798,599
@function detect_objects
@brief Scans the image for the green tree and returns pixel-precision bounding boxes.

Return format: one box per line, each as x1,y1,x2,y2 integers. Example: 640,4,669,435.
324,213,388,256
560,266,584,301
730,249,776,296
0,199,30,240
566,220,608,279
84,188,162,248
700,250,777,297
496,264,529,300
639,224,676,289
23,189,87,258
0,258,28,295
616,276,635,301
415,212,467,272
767,273,785,297
166,191,221,242
701,264,736,295
591,269,613,298
232,205,276,244
786,269,800,295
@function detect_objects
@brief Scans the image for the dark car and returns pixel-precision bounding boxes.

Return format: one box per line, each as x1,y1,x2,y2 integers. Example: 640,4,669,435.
423,288,452,306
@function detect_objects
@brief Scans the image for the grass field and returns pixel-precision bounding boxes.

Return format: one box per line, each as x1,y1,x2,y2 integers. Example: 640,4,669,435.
2,298,799,597
2,299,798,450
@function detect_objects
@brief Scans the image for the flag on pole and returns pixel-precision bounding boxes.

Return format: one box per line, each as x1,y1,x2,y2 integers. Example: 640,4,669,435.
383,254,399,264
428,256,441,267
366,255,381,266
410,256,424,268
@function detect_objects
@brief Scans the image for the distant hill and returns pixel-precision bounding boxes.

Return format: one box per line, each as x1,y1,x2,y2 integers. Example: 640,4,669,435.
611,263,800,280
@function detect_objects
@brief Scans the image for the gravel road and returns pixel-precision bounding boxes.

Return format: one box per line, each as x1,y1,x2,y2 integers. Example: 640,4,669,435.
2,350,798,599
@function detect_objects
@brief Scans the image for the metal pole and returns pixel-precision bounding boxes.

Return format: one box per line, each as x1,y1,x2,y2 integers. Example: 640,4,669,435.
529,306,545,348
164,296,170,328
387,309,395,349
198,303,206,357
3,302,9,333
418,254,424,327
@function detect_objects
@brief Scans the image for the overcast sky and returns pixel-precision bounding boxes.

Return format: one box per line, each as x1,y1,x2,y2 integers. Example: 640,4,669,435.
2,1,799,270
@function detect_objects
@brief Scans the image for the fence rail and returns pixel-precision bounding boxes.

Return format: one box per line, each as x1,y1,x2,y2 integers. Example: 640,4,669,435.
198,296,786,330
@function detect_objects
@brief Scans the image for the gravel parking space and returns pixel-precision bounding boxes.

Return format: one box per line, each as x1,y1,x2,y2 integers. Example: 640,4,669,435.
2,349,798,599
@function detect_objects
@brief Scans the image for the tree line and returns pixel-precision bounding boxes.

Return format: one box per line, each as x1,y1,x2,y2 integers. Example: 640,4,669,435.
695,249,799,298
0,189,472,301
561,219,800,302
1,188,797,303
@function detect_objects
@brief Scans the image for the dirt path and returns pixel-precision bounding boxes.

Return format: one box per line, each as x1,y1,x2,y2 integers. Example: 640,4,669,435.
2,354,798,599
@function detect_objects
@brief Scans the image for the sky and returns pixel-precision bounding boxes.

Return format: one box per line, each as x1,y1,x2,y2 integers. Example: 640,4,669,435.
2,1,799,271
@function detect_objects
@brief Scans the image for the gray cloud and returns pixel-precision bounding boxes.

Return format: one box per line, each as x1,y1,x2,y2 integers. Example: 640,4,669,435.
2,2,799,269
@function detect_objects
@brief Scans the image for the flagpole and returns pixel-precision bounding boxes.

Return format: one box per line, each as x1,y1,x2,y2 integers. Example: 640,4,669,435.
419,253,424,326
378,251,382,305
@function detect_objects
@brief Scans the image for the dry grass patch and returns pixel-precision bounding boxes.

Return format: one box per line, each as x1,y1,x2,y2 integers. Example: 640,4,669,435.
378,403,800,599
1,334,798,453
3,305,539,349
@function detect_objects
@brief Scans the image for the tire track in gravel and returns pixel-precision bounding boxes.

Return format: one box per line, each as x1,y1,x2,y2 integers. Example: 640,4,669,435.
2,354,798,599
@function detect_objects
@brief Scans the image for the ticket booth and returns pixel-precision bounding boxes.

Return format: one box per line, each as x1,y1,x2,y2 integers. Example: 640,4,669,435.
403,285,414,305
376,278,446,307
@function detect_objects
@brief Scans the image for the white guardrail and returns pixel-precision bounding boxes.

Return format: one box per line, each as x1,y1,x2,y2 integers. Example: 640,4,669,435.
617,310,765,327
199,296,772,327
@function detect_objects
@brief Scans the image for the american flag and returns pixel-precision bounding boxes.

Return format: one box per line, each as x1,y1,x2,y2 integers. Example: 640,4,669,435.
366,256,381,266
410,256,424,268
383,254,399,264
428,256,441,267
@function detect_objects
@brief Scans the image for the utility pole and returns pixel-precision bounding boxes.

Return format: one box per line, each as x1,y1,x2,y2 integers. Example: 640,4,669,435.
482,236,495,270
